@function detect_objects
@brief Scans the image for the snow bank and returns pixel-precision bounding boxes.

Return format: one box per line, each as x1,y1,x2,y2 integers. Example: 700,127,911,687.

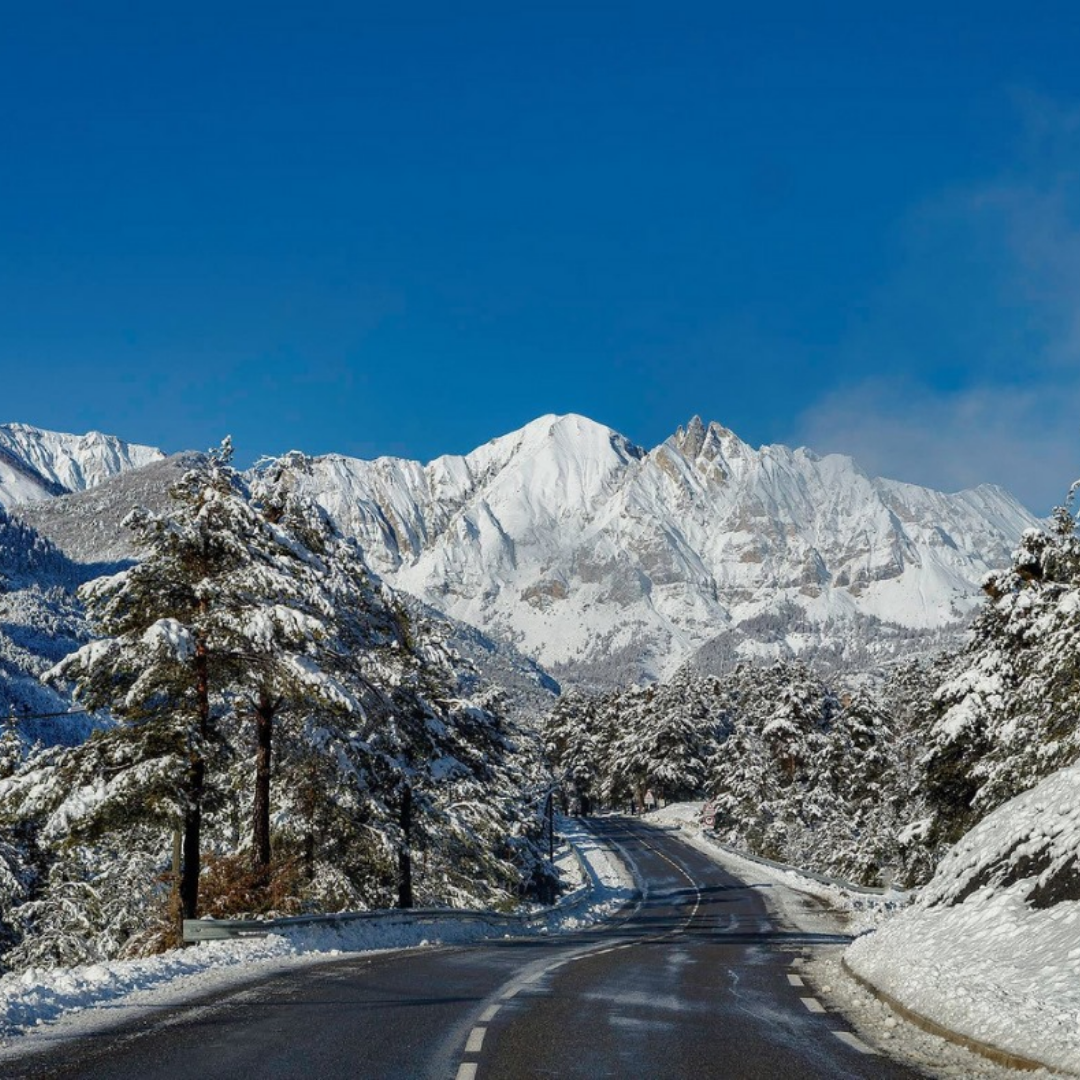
0,818,633,1050
846,762,1080,1076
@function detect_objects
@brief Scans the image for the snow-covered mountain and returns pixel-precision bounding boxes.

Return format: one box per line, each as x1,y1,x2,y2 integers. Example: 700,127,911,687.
0,423,164,509
282,413,1039,685
2,413,1040,690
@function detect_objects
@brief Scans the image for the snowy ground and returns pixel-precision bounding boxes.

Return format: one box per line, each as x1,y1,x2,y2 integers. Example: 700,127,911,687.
648,802,1075,1079
0,818,634,1061
844,764,1080,1079
845,886,1080,1077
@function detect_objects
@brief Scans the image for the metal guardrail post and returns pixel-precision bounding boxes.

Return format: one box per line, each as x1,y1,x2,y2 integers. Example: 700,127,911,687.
183,919,273,942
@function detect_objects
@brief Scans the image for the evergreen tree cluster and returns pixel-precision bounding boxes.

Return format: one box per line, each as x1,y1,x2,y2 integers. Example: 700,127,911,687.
545,659,932,887
0,446,549,970
923,490,1080,855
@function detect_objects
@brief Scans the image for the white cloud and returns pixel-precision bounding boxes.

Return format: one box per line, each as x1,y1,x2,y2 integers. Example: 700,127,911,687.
793,94,1080,515
794,378,1079,515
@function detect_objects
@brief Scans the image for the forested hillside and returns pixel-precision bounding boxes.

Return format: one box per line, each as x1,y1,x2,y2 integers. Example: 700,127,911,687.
0,447,552,969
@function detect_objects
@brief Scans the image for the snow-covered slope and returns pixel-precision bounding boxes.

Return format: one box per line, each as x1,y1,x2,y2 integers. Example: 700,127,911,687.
0,510,96,743
285,414,1038,685
17,453,202,569
845,761,1080,1075
0,424,164,509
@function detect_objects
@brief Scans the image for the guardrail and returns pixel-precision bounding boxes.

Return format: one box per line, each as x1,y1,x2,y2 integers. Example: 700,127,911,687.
184,835,597,943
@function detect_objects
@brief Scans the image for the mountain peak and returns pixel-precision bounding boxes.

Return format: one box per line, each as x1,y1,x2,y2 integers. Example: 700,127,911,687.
295,410,1039,685
671,416,746,466
674,416,708,458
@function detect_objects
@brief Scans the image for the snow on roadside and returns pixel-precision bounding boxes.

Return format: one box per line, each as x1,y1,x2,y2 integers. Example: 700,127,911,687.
845,763,1080,1077
644,802,905,936
0,818,633,1057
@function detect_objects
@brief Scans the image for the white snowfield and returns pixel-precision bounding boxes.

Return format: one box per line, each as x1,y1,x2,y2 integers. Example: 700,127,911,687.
0,820,633,1055
845,762,1080,1077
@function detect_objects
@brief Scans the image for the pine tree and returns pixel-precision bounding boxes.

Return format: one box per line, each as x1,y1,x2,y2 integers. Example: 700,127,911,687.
924,487,1080,852
543,690,610,814
45,442,254,925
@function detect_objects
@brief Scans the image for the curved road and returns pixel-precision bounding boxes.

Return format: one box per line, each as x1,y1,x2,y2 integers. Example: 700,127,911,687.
7,818,924,1079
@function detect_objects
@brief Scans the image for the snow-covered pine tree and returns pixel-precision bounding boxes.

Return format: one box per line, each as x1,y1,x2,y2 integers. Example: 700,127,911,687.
542,690,610,814
606,669,712,806
924,486,1080,853
876,658,945,885
371,612,544,910
252,451,550,912
42,441,257,927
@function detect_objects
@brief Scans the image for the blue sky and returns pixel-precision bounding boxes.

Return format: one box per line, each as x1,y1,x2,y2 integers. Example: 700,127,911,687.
1,2,1078,512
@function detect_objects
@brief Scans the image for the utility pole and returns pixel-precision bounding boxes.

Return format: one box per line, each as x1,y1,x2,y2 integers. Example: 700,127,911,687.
545,791,554,862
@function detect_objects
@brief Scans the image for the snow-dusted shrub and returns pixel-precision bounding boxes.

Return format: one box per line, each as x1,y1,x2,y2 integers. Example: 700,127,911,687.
4,837,167,970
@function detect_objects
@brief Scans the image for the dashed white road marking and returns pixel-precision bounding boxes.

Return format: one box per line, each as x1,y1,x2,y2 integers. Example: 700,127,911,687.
453,823,710,1080
801,997,826,1014
465,1026,487,1054
787,973,804,987
833,1031,879,1055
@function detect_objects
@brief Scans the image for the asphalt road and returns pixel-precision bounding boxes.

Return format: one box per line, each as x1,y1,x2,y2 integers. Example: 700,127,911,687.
6,818,925,1079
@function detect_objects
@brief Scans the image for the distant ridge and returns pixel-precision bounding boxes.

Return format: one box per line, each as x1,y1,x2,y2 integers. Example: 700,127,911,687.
0,423,164,508
0,414,1040,687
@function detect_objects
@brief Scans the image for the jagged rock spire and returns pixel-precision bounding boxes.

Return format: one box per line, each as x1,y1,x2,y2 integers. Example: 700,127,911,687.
675,416,708,459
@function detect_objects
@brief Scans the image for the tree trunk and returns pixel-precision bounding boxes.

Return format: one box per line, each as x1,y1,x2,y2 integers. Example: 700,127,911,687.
397,784,414,909
180,757,204,921
252,690,274,871
180,636,210,925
